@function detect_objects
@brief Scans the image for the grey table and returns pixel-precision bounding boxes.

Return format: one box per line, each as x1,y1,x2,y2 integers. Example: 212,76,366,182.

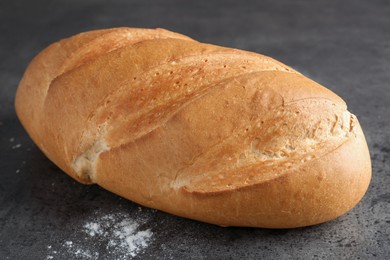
1,0,389,259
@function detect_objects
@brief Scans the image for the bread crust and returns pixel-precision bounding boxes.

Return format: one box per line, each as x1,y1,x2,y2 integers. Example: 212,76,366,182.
15,28,371,228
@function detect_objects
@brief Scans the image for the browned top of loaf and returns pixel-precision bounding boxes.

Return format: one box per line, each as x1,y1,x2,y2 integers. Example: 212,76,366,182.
15,28,194,181
16,27,352,191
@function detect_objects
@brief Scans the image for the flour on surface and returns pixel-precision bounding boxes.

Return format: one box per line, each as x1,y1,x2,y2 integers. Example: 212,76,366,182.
84,222,103,237
11,143,21,149
83,213,153,258
109,219,153,257
46,212,153,259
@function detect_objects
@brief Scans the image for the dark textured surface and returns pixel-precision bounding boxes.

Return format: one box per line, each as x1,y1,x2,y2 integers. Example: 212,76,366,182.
1,0,389,259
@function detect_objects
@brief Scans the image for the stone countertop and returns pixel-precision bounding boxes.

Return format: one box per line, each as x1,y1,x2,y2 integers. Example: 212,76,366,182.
1,0,389,259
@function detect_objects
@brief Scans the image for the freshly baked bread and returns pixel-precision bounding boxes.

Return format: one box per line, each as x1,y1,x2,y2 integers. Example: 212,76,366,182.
15,28,371,228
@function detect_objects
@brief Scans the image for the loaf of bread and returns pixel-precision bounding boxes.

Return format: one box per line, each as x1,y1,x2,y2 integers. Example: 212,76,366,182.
15,28,371,228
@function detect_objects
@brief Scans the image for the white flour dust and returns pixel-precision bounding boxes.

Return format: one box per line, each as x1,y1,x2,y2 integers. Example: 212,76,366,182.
46,212,153,259
11,143,21,149
83,214,153,258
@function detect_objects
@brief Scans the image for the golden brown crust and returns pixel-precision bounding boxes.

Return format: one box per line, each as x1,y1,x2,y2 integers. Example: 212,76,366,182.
16,28,195,182
15,28,371,227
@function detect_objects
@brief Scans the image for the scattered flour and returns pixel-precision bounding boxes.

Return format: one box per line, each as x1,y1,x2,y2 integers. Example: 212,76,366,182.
63,240,96,259
109,219,153,257
47,212,153,259
11,143,21,149
84,222,103,237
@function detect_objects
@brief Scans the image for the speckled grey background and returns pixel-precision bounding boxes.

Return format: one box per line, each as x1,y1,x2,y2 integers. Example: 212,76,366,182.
1,0,389,259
